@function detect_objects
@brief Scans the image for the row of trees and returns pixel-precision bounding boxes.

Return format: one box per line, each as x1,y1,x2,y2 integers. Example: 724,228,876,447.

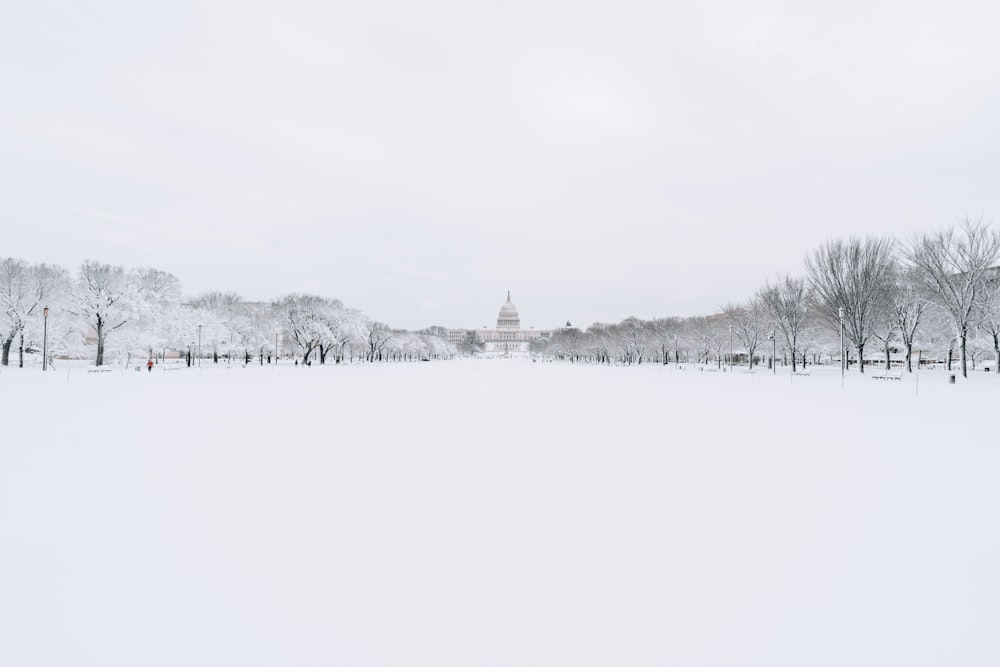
5,218,999,377
534,218,1000,378
0,259,454,368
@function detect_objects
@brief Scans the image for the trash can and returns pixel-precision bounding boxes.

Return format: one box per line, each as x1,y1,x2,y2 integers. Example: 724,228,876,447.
948,374,956,384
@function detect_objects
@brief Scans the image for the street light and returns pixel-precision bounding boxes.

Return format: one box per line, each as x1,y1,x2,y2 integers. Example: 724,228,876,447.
197,324,202,368
769,330,776,374
728,323,733,372
42,306,49,371
838,306,845,386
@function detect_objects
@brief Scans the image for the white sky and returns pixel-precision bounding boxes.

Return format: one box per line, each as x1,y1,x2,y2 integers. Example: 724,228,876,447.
3,0,1000,330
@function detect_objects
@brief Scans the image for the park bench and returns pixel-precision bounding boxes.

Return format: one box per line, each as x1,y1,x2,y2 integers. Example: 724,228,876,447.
793,369,812,376
703,367,719,372
87,368,112,373
871,370,903,381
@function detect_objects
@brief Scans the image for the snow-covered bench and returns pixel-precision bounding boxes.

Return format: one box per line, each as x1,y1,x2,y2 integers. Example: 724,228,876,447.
87,368,113,373
871,370,903,381
793,369,812,376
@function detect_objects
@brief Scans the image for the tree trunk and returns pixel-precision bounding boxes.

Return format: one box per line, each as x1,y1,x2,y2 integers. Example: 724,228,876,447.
960,332,968,378
885,345,890,370
994,334,999,374
96,320,105,366
18,332,24,368
1,337,11,366
906,343,913,372
791,346,797,372
857,343,865,373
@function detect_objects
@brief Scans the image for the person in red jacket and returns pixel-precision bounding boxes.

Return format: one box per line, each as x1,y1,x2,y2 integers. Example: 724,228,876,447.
147,359,154,372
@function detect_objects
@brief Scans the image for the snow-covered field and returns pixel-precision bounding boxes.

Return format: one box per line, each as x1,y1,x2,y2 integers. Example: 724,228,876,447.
2,359,998,666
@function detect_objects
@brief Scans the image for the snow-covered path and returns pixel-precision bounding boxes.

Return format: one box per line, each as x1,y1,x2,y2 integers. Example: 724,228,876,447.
2,360,998,666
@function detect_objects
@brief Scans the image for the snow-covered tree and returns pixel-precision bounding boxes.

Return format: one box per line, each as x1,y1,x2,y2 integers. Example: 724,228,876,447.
0,259,69,366
888,268,930,372
757,275,811,372
363,321,393,362
976,270,1000,374
70,261,136,366
723,301,764,369
806,236,896,374
273,294,335,363
905,218,1000,377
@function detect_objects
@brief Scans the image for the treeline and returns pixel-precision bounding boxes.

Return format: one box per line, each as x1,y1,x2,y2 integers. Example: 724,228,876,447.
0,259,453,367
533,218,1000,378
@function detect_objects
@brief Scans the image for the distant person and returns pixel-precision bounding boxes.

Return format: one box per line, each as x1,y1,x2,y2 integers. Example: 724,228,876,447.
147,359,154,372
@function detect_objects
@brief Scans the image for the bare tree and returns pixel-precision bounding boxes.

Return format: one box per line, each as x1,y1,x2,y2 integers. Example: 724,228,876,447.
806,236,896,373
364,321,393,362
587,322,614,365
977,269,1000,374
905,218,1000,377
723,300,764,369
649,317,681,365
888,268,929,372
619,316,649,365
548,327,585,362
870,310,897,371
757,275,810,372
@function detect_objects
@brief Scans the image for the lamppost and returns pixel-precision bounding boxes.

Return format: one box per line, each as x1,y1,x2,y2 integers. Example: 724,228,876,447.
42,306,49,371
769,330,776,375
838,306,845,386
674,334,679,367
197,324,202,367
728,323,733,372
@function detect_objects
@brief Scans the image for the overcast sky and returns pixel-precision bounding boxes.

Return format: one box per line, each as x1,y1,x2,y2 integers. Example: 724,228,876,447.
3,1,1000,329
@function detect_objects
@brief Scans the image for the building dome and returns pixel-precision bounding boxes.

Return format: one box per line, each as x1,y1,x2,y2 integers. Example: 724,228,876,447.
497,291,521,329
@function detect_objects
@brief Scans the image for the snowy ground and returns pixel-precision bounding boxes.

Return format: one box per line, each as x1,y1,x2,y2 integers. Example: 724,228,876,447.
2,359,999,666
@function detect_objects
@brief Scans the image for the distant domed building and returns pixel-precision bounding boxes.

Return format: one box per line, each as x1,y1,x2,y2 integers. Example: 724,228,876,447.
496,292,521,329
447,292,551,357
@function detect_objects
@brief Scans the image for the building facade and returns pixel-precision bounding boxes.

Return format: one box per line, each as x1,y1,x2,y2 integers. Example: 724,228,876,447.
449,292,550,357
